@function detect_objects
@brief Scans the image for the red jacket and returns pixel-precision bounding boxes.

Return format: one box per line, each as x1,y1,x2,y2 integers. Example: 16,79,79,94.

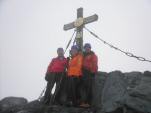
83,51,98,73
46,57,67,73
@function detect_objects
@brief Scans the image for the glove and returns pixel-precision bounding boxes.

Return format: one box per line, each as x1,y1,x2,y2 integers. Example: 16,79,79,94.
45,73,49,82
67,57,70,61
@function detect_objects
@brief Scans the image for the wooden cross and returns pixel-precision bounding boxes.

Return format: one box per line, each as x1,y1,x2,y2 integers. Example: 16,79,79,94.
63,7,98,51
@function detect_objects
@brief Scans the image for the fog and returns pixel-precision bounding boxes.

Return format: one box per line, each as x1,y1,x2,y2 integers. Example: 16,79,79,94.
0,0,151,101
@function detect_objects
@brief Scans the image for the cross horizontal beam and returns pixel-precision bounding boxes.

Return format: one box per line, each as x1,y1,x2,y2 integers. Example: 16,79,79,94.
63,14,98,31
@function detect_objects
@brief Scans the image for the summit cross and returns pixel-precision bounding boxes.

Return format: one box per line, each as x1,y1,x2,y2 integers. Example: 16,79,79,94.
63,7,98,51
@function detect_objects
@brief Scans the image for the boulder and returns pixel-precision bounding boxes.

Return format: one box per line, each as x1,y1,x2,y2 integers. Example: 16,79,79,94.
92,72,107,111
101,71,128,112
0,97,28,112
126,71,151,113
124,72,142,88
16,110,31,113
1,71,151,113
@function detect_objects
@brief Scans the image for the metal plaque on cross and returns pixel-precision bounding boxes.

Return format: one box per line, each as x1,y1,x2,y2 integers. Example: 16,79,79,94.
63,7,98,51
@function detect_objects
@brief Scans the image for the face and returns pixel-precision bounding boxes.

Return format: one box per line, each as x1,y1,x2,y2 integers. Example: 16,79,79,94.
84,47,91,53
57,49,64,57
70,49,78,56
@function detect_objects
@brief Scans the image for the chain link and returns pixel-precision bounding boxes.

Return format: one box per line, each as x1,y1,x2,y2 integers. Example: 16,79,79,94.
84,27,151,63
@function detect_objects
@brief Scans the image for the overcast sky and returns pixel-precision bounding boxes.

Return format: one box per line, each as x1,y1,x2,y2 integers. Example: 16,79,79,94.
0,0,151,101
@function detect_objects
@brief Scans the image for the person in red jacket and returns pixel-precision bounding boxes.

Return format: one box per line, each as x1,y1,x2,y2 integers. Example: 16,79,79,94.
80,43,98,107
43,48,67,105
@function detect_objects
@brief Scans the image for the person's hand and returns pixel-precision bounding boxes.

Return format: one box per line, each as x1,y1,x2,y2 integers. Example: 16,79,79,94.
67,57,70,61
45,73,49,81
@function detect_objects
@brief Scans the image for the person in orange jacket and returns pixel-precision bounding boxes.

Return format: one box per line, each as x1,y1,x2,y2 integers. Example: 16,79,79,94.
80,43,98,107
66,45,83,106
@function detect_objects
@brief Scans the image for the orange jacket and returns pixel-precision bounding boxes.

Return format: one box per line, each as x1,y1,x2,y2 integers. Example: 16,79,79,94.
67,53,83,77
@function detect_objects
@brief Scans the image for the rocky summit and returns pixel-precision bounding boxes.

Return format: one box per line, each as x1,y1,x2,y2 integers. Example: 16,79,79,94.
0,71,151,113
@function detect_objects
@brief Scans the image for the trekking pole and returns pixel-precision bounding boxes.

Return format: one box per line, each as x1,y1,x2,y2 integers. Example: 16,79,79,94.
38,86,46,101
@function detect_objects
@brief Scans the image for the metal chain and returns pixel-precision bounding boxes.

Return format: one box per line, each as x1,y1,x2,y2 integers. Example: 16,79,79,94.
84,27,151,63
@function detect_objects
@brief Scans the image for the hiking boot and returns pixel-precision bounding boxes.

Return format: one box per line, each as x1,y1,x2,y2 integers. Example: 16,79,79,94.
80,103,90,108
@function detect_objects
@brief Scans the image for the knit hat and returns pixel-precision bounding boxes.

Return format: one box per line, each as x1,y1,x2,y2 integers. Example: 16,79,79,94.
57,47,64,52
84,43,91,48
71,45,79,50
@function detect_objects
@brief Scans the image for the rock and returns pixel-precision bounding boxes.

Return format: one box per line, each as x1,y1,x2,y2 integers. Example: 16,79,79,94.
0,97,28,112
16,110,31,113
1,71,151,113
92,72,107,110
101,71,128,112
124,72,142,88
36,105,94,113
22,100,43,113
125,71,151,113
0,100,44,113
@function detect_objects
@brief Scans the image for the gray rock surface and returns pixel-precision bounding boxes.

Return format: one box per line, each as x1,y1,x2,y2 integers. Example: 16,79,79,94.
1,71,151,113
92,72,107,110
16,110,31,113
0,97,28,112
124,72,142,88
101,71,128,112
125,71,151,113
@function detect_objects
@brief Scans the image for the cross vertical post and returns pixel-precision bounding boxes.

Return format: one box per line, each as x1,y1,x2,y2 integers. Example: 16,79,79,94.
76,8,83,51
